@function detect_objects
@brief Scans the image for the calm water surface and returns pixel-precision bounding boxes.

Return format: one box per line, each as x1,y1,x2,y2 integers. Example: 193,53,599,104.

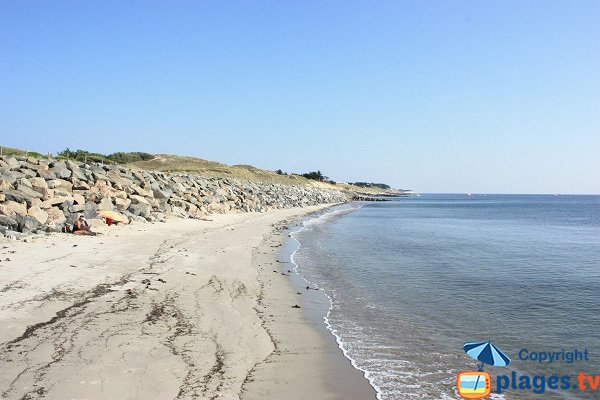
292,194,600,399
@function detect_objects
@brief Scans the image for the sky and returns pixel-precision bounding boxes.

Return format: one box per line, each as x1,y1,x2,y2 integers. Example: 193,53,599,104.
1,1,598,194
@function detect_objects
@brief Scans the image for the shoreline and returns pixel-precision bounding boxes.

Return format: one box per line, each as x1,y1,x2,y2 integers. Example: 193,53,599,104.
0,205,374,399
242,205,376,400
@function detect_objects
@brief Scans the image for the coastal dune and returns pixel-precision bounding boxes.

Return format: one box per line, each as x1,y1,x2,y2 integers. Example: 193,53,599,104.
0,206,374,400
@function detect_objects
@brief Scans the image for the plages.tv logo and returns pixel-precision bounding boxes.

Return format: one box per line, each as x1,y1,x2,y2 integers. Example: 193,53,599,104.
457,341,511,399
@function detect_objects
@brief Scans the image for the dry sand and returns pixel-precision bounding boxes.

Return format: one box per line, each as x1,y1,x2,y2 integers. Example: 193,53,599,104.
0,206,376,400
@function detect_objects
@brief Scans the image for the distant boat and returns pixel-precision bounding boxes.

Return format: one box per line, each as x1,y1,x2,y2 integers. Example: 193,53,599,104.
467,193,472,196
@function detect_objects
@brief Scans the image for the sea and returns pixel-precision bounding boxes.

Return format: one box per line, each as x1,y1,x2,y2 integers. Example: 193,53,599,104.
287,194,600,400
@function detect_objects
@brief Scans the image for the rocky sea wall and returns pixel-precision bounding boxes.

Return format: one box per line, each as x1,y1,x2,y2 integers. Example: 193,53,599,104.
0,156,348,234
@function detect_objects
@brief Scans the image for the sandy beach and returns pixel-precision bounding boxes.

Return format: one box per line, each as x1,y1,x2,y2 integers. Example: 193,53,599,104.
0,206,375,400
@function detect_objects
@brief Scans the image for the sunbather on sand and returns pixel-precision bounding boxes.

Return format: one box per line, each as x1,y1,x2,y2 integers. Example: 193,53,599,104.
72,215,96,236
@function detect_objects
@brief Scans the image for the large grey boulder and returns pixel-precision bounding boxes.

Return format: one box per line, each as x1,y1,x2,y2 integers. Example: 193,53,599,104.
84,202,99,219
15,185,43,199
50,164,72,180
0,215,19,231
2,190,35,207
128,203,151,219
16,214,40,233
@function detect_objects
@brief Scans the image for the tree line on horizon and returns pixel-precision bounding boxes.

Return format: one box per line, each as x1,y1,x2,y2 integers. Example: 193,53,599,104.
275,168,390,189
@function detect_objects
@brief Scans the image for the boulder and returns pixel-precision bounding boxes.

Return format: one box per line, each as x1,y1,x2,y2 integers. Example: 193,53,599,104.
129,195,150,205
46,207,66,226
114,197,132,211
0,170,25,184
15,185,44,199
50,165,72,179
29,177,48,190
16,177,33,188
0,179,14,190
5,157,21,169
107,171,133,188
0,215,19,231
47,179,73,190
52,187,73,197
98,197,115,211
130,184,152,197
69,204,85,213
0,201,27,217
40,196,75,208
128,203,151,219
66,160,88,180
71,179,90,190
21,169,38,178
153,189,173,200
16,215,40,233
35,167,55,180
27,206,48,224
2,190,35,207
83,202,99,219
73,193,85,205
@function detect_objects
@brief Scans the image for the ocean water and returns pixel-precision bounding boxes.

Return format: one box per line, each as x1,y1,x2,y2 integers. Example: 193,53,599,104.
290,194,600,400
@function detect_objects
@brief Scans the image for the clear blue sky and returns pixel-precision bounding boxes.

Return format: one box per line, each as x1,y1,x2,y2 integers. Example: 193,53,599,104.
1,1,598,194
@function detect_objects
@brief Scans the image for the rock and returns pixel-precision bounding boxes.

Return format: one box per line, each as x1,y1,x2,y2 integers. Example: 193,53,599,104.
2,190,35,207
15,185,44,199
47,179,73,191
0,194,4,202
0,201,28,216
98,197,115,211
69,204,85,213
114,197,132,211
40,196,75,208
52,187,73,197
50,165,72,179
73,193,85,205
46,207,66,226
16,177,33,188
27,206,48,224
0,179,14,190
71,179,90,190
130,184,151,197
29,177,48,190
5,157,21,169
66,160,87,180
32,166,54,180
128,203,151,219
0,215,19,231
83,202,99,219
129,195,150,205
16,215,40,233
21,169,37,178
107,171,133,188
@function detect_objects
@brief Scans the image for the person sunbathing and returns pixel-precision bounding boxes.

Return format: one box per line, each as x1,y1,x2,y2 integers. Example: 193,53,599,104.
72,215,96,236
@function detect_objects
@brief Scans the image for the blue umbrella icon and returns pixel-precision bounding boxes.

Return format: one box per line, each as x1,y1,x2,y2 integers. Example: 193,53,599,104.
463,341,511,370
